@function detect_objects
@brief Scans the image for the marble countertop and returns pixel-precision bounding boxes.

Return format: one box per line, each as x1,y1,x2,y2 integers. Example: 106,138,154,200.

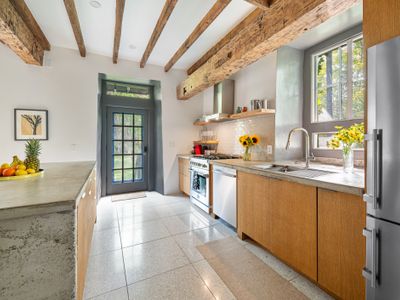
211,159,364,196
177,154,193,159
0,161,95,214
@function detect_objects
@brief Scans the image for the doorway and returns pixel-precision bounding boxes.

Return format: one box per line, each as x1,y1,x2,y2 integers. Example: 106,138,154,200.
98,77,164,197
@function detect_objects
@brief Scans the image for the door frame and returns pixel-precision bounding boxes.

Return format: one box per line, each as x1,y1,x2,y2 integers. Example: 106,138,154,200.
99,79,156,196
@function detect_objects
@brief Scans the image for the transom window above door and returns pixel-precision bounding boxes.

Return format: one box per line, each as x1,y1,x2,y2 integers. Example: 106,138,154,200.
312,35,365,123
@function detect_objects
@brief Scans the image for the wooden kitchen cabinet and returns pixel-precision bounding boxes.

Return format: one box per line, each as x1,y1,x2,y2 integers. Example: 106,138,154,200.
76,168,97,300
318,189,366,300
269,178,317,281
237,172,317,281
237,172,271,248
179,157,190,195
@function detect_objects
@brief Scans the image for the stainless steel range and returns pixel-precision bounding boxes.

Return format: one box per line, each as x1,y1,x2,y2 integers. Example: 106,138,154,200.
189,154,238,213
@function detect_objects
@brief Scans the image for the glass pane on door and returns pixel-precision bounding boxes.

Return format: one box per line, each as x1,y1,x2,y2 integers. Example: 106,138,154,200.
112,112,145,184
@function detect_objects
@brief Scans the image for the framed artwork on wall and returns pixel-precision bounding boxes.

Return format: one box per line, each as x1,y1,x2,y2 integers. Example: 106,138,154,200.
14,109,48,141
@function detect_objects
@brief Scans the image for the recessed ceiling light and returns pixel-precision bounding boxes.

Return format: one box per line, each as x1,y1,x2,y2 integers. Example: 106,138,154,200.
89,1,101,8
129,45,137,50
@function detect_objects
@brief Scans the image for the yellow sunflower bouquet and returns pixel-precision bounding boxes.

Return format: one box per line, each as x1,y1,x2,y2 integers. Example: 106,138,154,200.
328,122,364,172
239,134,260,161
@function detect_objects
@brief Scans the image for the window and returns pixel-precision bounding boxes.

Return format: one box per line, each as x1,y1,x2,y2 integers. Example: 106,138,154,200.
105,81,151,99
313,132,364,150
312,36,365,123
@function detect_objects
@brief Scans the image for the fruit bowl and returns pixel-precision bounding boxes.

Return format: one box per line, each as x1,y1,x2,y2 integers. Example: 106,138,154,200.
0,169,44,181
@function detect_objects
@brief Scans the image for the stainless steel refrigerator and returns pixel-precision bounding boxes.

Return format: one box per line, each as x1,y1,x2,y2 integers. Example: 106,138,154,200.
364,35,400,300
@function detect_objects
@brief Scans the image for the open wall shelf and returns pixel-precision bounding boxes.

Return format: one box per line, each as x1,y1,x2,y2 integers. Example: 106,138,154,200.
193,109,275,126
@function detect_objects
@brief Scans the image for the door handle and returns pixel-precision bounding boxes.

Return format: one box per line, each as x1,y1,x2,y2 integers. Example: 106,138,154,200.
362,227,378,288
363,129,382,209
144,146,148,154
213,170,237,178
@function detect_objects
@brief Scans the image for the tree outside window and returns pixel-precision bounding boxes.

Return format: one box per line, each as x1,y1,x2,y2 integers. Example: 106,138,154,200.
313,36,365,123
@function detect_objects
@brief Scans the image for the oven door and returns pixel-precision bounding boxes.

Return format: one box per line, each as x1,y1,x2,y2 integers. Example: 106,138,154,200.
190,169,209,212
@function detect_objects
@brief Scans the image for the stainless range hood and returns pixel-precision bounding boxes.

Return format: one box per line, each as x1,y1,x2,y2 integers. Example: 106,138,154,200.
203,79,235,122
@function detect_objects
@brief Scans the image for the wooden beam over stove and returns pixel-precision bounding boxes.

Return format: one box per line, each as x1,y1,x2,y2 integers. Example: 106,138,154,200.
186,8,261,75
140,0,178,68
113,0,125,64
64,0,86,57
164,0,231,72
10,0,50,51
0,0,44,65
178,0,360,100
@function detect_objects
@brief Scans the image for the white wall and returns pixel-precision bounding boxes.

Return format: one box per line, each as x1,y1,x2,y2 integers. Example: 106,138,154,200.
0,46,203,194
201,52,277,160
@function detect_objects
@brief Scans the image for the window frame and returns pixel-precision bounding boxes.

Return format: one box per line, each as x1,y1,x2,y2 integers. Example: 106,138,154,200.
302,25,365,159
311,34,364,124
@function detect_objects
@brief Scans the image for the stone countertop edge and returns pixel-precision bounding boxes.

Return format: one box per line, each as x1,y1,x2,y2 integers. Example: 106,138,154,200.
0,161,95,220
177,154,193,159
211,159,365,196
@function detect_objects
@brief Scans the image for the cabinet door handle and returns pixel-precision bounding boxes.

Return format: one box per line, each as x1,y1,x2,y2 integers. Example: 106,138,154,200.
362,227,378,288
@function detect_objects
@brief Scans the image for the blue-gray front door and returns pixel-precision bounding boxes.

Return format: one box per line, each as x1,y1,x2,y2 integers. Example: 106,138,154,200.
106,107,148,195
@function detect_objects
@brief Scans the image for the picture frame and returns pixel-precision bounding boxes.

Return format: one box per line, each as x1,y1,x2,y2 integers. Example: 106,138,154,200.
14,109,48,141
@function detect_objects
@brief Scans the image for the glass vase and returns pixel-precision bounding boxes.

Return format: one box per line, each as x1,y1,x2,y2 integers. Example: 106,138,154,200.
343,145,354,173
243,146,251,161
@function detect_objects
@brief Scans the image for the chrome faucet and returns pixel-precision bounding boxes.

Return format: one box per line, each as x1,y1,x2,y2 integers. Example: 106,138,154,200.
285,127,314,169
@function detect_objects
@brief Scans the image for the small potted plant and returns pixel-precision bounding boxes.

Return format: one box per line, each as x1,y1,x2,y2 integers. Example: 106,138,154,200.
239,134,260,161
328,123,364,173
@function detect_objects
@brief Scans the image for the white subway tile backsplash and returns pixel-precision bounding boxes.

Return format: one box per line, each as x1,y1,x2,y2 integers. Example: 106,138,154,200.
205,115,275,161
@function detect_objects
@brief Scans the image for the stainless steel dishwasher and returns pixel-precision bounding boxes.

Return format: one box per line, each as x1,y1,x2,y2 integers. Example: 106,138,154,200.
212,165,237,228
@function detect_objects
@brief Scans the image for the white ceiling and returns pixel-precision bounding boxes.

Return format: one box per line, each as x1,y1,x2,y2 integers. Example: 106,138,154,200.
25,0,254,70
288,2,362,50
25,1,362,70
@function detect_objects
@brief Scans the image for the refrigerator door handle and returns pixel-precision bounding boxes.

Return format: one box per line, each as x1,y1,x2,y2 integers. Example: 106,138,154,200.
363,129,382,209
363,228,378,288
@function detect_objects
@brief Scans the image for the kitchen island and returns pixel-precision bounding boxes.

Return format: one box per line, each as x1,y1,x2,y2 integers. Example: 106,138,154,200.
0,161,96,300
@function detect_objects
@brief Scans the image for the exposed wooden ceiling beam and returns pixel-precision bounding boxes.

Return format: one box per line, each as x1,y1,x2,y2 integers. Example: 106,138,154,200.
63,0,86,57
177,0,360,100
244,0,272,9
10,0,50,51
187,8,261,75
0,0,44,65
140,0,178,68
164,0,231,72
113,0,125,64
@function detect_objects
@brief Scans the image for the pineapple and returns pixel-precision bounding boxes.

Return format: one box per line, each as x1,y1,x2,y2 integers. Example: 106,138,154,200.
24,139,41,172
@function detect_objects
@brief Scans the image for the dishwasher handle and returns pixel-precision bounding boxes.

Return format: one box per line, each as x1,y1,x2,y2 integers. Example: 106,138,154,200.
213,170,237,178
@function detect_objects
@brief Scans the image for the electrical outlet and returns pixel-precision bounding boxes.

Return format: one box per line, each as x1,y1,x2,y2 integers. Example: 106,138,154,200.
267,145,273,155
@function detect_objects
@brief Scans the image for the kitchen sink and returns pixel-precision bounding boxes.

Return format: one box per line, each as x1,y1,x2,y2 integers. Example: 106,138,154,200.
252,164,334,178
284,169,334,178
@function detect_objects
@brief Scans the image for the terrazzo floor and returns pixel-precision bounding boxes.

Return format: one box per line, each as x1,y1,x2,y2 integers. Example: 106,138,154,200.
84,192,333,300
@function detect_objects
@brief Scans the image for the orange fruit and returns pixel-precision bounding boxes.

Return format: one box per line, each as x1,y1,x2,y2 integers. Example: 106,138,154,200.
2,167,16,177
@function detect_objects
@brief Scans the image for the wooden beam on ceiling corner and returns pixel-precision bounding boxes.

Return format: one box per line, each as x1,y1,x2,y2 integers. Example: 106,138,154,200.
140,0,178,68
63,0,86,57
186,8,262,75
10,0,50,51
0,0,44,65
244,0,272,9
113,0,125,64
164,0,231,72
177,0,360,100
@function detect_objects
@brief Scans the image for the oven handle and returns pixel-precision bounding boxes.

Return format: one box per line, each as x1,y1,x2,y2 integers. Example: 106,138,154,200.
190,169,209,178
